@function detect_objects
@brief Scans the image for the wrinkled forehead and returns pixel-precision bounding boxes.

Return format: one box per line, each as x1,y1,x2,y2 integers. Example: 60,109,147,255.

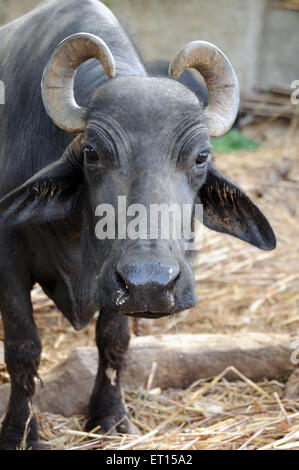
86,76,205,133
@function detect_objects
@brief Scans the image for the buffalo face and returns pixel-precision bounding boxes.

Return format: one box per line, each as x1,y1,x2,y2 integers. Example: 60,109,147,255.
0,35,276,320
80,77,209,317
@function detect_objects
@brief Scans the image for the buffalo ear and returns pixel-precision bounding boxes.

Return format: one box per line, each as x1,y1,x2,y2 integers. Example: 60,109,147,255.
197,165,276,250
0,156,83,225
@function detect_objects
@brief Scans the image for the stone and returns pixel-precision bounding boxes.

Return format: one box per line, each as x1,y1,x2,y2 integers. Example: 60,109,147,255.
0,333,295,418
35,347,98,417
124,333,294,389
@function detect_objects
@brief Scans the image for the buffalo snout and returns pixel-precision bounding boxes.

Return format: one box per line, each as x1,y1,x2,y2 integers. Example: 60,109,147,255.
116,253,180,317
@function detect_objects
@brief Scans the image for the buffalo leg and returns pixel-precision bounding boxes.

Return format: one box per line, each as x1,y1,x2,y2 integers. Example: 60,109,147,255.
86,311,139,435
0,278,42,450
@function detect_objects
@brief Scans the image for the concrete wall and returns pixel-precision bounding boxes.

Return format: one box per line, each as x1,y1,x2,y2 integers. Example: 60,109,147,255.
107,0,267,90
257,6,299,89
0,0,298,90
0,0,40,24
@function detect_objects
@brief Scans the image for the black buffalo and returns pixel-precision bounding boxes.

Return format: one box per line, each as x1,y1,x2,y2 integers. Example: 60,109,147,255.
0,0,276,449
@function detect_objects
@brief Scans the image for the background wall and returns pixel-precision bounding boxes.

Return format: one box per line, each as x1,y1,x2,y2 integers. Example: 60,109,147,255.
0,0,298,90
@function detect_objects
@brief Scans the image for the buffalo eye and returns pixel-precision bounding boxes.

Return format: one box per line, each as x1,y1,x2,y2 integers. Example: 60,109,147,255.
195,150,210,167
82,145,99,162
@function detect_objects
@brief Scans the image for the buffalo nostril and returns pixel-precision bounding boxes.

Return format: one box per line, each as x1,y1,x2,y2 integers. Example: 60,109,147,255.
167,266,180,288
116,272,129,292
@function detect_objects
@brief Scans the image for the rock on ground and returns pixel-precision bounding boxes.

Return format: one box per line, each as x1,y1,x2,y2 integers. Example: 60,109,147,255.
0,333,295,418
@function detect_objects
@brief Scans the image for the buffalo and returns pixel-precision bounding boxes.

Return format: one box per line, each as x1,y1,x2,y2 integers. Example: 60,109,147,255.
0,0,275,449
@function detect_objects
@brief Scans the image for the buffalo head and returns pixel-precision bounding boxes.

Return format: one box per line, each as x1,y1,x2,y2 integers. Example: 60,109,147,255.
0,34,276,319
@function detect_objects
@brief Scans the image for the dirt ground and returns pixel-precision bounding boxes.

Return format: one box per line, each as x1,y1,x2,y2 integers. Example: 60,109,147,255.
0,131,298,450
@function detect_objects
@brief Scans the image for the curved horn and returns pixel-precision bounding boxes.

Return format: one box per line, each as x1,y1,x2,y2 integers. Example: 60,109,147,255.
169,41,239,137
41,33,116,134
